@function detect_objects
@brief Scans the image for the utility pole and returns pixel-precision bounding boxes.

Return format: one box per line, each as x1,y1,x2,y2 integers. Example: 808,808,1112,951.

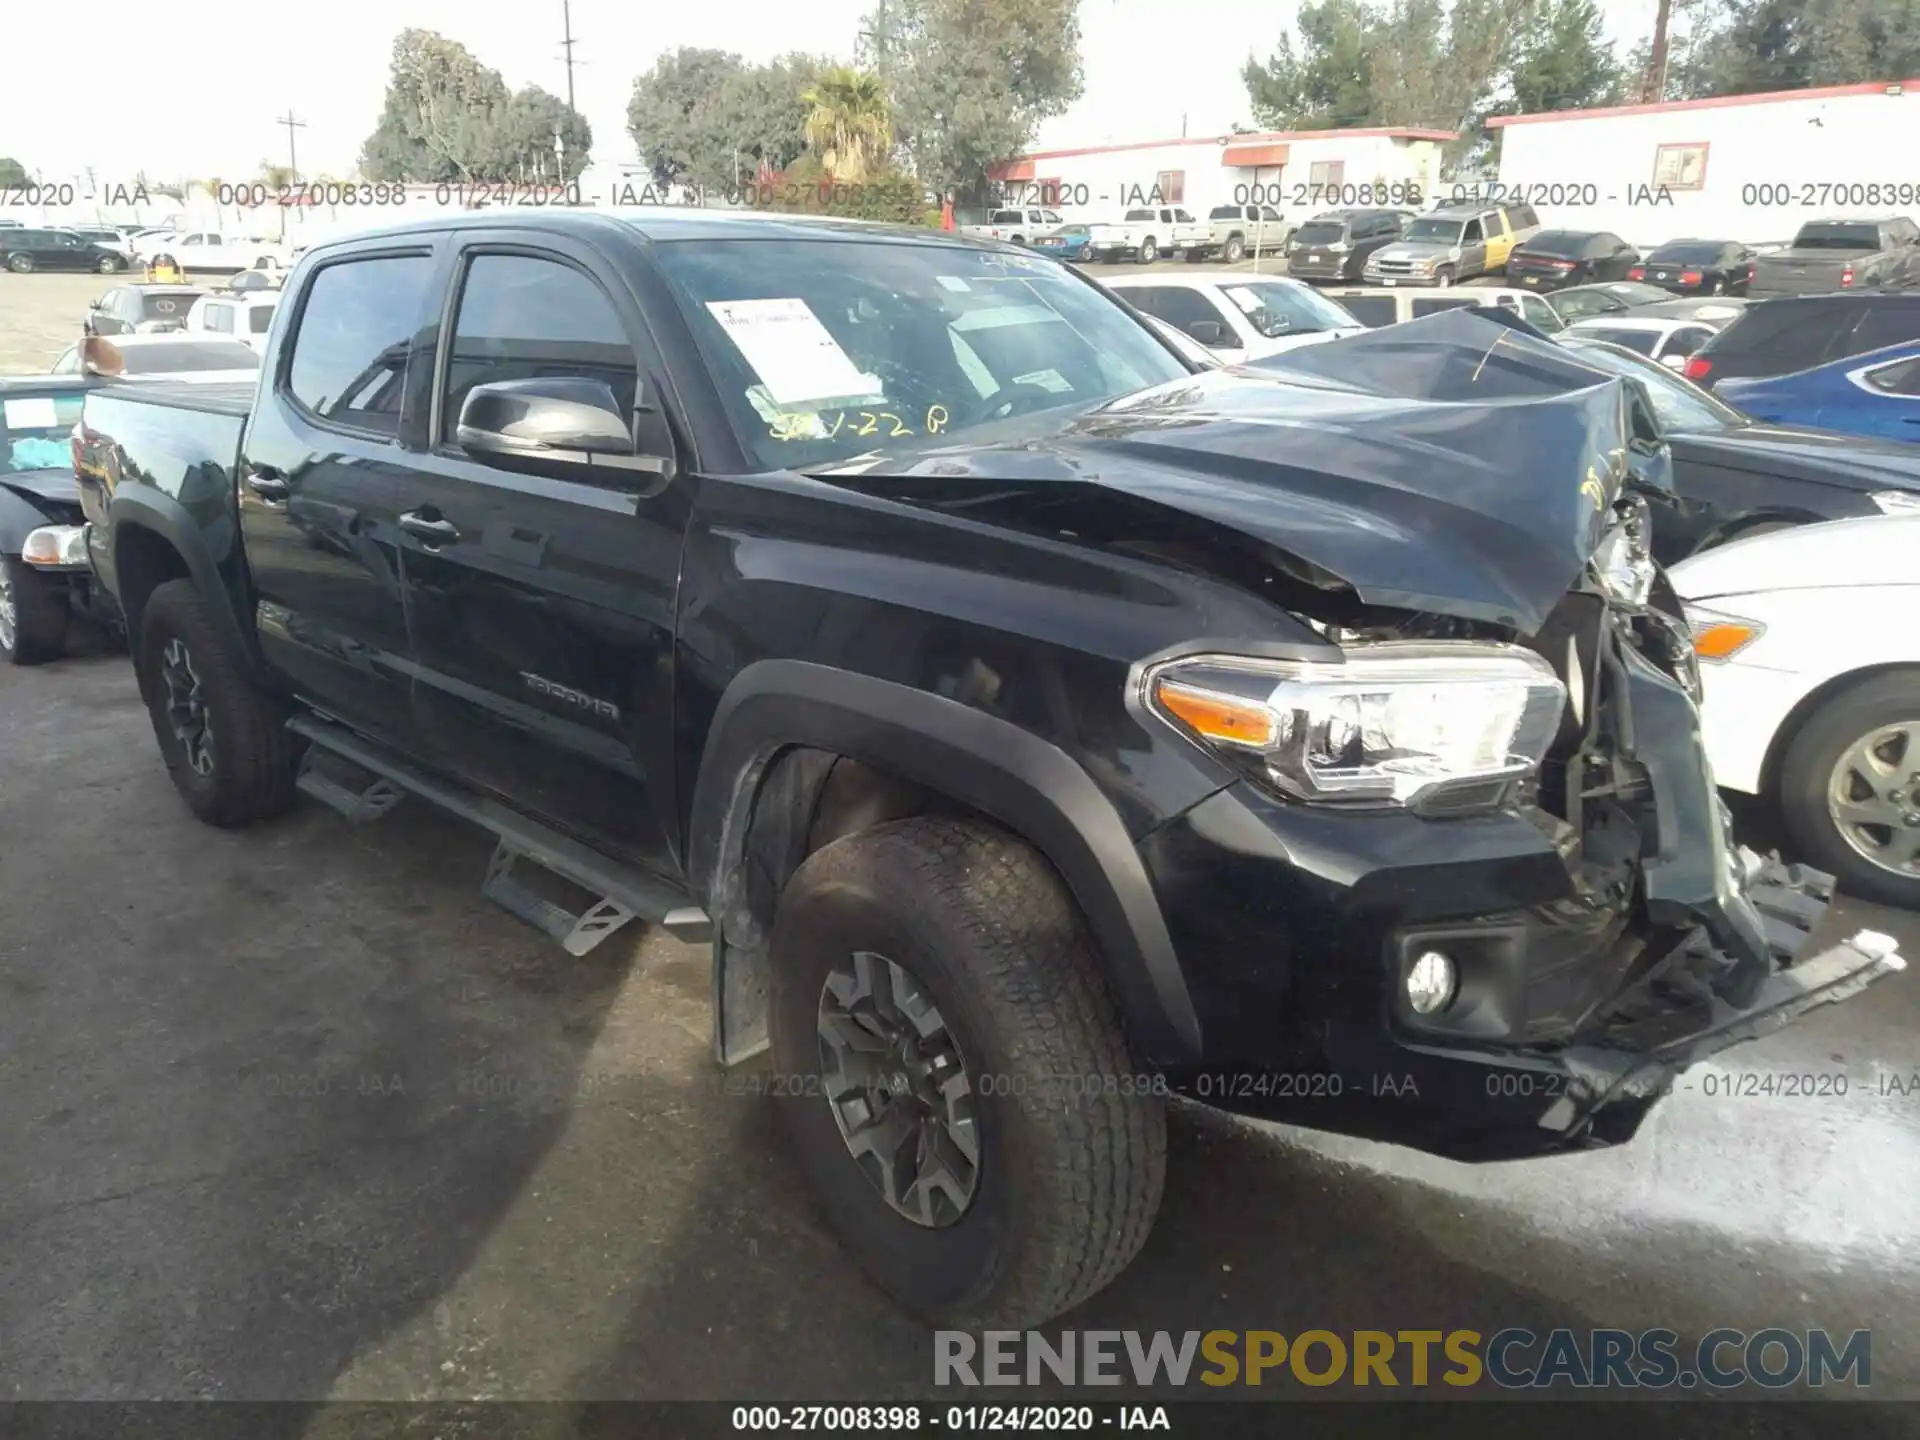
1643,0,1674,103
277,111,307,183
559,0,579,118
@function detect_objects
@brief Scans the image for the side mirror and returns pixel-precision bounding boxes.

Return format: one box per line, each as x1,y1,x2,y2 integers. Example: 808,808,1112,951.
87,299,103,310
1186,320,1227,345
456,376,674,488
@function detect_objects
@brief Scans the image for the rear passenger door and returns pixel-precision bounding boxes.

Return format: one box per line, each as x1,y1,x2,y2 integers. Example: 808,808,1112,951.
239,243,437,750
395,237,688,874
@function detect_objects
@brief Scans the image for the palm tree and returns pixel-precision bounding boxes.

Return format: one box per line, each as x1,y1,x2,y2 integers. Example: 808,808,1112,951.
800,67,892,184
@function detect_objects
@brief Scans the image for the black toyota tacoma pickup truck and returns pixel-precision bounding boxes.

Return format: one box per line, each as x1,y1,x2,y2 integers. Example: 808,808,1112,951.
70,211,1906,1328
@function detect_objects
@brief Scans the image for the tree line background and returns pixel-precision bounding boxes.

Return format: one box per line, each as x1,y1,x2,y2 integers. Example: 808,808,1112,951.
5,0,1916,215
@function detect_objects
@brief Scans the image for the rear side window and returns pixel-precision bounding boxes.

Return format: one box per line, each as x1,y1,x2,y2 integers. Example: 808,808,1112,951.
1576,326,1659,356
1845,302,1920,355
249,305,275,334
1337,295,1397,327
1704,300,1854,368
203,304,234,334
439,253,637,445
1862,356,1920,395
286,253,434,437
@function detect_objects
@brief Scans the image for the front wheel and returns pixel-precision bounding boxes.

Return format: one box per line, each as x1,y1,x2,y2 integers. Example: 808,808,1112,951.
1709,279,1725,294
1435,266,1457,287
136,579,300,826
0,556,69,665
1138,237,1158,264
767,816,1167,1328
1779,673,1920,909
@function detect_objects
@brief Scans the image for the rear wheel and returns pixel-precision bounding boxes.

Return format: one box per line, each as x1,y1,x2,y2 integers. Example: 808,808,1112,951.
1138,237,1158,264
1223,235,1245,263
0,556,69,665
136,579,299,826
767,816,1166,1328
1709,279,1725,295
96,255,122,274
1779,674,1920,908
7,254,32,274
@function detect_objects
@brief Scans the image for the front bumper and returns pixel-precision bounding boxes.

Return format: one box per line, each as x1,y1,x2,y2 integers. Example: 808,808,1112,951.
1135,641,1908,1161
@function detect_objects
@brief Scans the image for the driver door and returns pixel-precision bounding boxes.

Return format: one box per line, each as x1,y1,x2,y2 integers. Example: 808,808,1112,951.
393,234,689,874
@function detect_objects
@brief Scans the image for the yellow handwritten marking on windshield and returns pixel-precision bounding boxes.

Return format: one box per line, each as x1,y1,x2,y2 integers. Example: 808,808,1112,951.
767,404,957,442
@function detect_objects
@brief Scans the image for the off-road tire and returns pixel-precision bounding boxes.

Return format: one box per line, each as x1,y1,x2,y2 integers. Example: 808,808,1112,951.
767,815,1167,1328
136,578,299,826
1777,671,1920,909
0,556,69,665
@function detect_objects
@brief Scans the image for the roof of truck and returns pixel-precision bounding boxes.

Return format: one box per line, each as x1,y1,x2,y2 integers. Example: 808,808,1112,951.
296,206,1005,254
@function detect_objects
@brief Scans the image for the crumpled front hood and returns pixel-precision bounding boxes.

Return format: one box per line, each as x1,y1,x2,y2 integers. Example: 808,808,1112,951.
0,467,79,506
827,309,1655,634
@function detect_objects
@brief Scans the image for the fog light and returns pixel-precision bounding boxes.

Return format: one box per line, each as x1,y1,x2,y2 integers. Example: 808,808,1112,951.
1407,951,1458,1014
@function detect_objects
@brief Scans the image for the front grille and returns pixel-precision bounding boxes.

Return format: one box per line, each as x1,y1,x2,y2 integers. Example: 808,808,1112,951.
1368,257,1429,277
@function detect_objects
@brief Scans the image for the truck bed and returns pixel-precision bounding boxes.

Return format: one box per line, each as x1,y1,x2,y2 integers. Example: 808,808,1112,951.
97,378,255,418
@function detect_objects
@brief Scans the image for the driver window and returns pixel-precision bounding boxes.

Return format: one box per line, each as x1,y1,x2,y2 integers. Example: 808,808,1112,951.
1461,220,1483,243
440,252,638,446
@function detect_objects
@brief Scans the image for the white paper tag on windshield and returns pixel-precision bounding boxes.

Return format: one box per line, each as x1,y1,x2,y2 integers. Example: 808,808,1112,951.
3,397,59,430
705,298,881,406
1221,288,1264,314
936,275,972,292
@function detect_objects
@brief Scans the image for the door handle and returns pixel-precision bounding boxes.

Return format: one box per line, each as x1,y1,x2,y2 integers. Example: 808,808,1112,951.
245,466,288,500
400,511,461,546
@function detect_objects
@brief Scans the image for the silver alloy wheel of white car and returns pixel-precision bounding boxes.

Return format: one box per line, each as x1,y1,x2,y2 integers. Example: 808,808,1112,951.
1827,720,1920,878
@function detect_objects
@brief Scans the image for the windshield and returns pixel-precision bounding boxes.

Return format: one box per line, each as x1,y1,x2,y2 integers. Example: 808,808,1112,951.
1291,222,1347,246
1216,281,1357,338
1123,209,1156,222
1794,223,1881,250
1550,282,1670,320
1,391,84,473
652,237,1190,471
123,340,261,373
1402,218,1464,244
1562,337,1747,432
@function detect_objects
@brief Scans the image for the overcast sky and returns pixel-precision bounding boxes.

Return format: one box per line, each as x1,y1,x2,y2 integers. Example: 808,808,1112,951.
1,0,1662,183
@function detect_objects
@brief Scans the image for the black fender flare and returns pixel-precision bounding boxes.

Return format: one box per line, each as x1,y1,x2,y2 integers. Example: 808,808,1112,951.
687,659,1204,1065
0,486,56,554
107,487,266,681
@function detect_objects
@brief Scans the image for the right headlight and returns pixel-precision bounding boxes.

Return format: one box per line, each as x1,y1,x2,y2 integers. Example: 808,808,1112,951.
1870,489,1920,514
1143,643,1566,814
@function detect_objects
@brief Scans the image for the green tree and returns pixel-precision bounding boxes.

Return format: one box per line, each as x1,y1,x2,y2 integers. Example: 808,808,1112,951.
863,0,1083,197
626,47,750,190
1243,0,1381,129
1502,0,1623,113
358,28,548,183
1679,0,1920,96
0,157,28,187
714,53,833,180
800,67,893,182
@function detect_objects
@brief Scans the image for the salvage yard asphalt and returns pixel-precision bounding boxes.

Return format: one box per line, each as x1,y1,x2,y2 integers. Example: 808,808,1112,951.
1,272,1918,1418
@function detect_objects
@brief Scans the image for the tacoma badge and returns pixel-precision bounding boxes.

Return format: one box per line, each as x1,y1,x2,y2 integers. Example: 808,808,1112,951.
520,672,620,720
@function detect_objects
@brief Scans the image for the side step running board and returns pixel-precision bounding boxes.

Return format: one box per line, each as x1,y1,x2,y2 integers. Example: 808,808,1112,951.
288,715,712,955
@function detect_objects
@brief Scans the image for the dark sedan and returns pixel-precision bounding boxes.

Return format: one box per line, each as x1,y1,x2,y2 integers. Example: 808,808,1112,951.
1629,239,1758,296
1506,230,1640,291
0,228,129,275
1560,335,1920,562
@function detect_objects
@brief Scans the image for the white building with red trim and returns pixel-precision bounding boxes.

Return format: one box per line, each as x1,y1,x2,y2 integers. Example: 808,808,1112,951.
987,127,1456,221
1489,79,1920,247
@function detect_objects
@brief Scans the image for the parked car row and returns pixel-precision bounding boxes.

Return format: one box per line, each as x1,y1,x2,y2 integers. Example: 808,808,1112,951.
0,224,291,277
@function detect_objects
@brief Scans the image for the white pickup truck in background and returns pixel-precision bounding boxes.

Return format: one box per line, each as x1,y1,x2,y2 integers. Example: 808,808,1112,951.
960,208,1064,246
1084,207,1213,264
